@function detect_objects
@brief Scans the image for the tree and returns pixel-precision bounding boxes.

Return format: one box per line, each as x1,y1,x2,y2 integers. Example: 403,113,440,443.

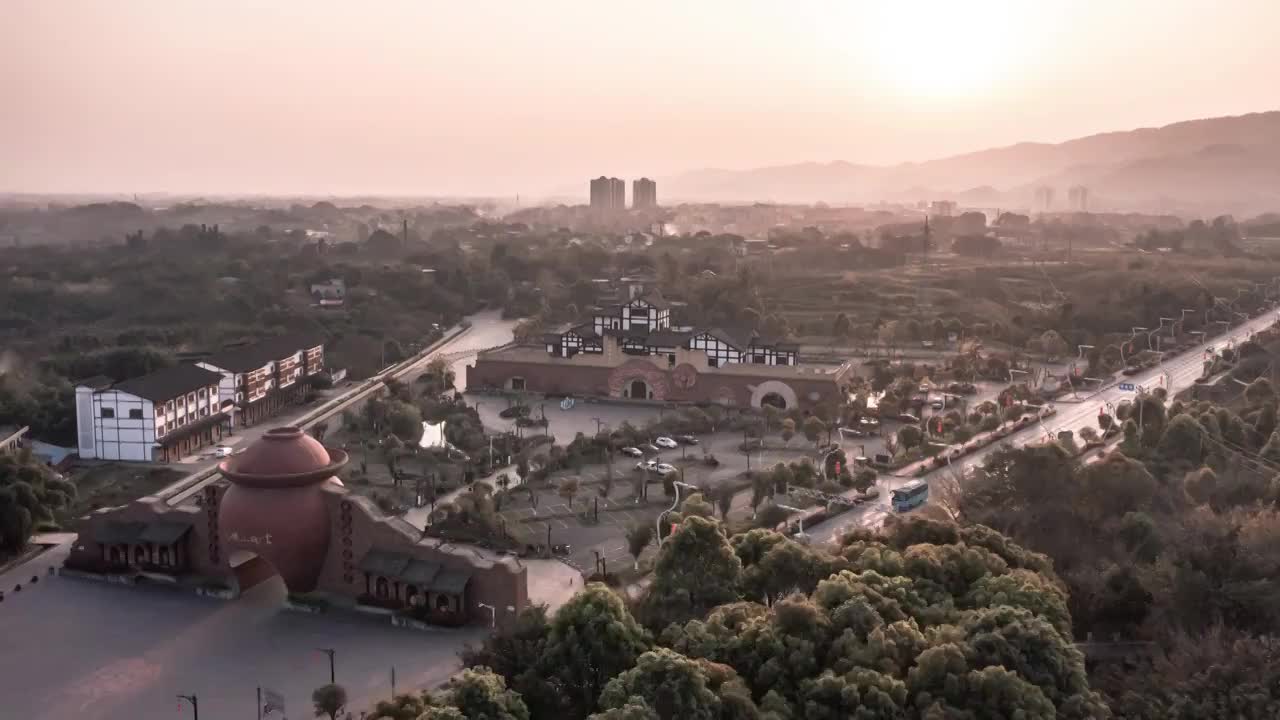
780,418,796,446
627,523,655,570
645,516,742,628
541,584,651,717
803,416,826,447
714,484,735,521
852,468,878,494
387,400,424,444
311,683,347,720
559,476,580,512
596,648,748,720
1245,377,1275,406
430,667,530,720
458,606,561,717
680,492,715,519
749,473,770,518
896,425,923,453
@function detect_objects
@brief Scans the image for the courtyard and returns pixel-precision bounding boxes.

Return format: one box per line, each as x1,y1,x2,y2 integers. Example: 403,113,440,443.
0,543,486,720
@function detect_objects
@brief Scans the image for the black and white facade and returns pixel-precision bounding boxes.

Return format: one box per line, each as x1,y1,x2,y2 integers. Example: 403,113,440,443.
75,365,226,462
544,294,798,367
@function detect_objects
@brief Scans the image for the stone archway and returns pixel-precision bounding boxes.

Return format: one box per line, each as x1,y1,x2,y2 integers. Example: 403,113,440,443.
749,380,799,410
628,379,651,400
608,359,671,401
760,392,788,410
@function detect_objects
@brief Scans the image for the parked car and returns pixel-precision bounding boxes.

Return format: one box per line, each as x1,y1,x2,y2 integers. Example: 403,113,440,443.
654,436,678,449
930,400,945,410
213,445,235,458
859,417,880,428
899,413,921,424
653,463,678,477
620,446,643,457
634,459,660,472
675,434,699,445
642,442,660,453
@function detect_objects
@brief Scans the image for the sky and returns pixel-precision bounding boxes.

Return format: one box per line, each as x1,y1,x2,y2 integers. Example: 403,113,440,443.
3,0,1279,198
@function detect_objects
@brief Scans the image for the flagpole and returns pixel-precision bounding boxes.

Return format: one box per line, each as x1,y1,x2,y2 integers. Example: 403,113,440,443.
391,666,396,698
257,687,262,720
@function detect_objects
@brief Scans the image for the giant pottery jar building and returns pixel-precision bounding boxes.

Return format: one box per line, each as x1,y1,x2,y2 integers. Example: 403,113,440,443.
65,426,528,629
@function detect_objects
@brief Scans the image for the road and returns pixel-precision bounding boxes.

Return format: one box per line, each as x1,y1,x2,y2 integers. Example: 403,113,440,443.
804,309,1280,546
158,311,516,507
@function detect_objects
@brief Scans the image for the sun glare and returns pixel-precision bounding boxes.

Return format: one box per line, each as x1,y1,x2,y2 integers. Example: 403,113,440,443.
862,2,1031,101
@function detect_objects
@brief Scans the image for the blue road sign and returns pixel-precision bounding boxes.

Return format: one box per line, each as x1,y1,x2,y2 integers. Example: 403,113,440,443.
1118,382,1135,392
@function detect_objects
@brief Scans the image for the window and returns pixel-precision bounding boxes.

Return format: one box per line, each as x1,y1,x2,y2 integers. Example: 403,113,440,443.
197,388,206,399
708,358,719,368
510,377,526,391
187,393,196,405
753,354,766,364
668,354,676,368
128,409,143,420
100,407,115,418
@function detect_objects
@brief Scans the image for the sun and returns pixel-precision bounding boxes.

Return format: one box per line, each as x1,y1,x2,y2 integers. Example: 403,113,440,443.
862,2,1030,100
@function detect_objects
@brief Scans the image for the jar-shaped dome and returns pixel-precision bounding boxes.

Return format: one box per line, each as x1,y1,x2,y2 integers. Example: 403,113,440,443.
217,427,348,592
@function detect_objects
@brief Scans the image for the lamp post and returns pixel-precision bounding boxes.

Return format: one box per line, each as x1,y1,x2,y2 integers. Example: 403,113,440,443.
478,602,496,629
177,694,199,720
316,647,336,684
657,481,698,546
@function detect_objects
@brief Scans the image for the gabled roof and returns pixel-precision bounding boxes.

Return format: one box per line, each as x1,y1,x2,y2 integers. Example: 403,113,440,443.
203,331,326,373
111,365,224,403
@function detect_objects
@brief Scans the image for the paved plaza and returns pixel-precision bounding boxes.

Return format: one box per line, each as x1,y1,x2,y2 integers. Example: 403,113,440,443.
0,544,485,720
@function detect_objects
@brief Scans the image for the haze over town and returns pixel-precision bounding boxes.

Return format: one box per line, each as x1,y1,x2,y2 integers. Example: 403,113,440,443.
4,1,1280,205
6,3,1280,720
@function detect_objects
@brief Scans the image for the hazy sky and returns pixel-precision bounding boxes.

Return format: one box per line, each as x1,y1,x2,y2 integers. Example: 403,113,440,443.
3,1,1279,197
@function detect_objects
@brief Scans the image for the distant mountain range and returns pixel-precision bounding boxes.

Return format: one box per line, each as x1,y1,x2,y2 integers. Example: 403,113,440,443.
660,111,1280,216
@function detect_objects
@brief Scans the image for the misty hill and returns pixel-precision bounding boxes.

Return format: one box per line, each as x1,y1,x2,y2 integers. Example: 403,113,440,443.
663,111,1280,216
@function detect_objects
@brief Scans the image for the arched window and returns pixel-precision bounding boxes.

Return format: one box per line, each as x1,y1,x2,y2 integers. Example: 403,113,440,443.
158,547,171,566
375,576,390,599
134,546,147,564
406,585,420,606
436,593,452,612
109,547,122,564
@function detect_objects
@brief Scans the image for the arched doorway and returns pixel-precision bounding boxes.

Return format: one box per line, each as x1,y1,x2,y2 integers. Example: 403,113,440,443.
629,379,650,400
228,549,284,598
761,392,788,410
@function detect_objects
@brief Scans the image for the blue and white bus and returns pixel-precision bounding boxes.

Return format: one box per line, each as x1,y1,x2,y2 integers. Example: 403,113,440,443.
891,480,929,512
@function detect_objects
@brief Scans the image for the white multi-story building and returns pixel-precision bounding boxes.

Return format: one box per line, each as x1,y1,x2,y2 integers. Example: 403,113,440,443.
75,365,226,462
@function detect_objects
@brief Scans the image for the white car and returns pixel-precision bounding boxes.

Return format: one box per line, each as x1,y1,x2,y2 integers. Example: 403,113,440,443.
635,459,660,472
653,463,678,477
654,436,678,449
620,446,643,458
213,445,235,458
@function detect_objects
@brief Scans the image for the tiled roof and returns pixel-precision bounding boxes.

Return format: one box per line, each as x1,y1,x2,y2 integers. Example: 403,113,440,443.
111,365,224,403
203,331,326,373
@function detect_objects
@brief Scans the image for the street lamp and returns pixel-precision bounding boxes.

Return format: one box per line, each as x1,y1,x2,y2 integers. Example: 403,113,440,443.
478,602,496,628
316,647,336,684
177,694,199,720
657,481,698,547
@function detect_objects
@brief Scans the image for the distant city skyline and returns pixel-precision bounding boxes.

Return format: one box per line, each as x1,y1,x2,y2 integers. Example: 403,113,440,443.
3,1,1279,197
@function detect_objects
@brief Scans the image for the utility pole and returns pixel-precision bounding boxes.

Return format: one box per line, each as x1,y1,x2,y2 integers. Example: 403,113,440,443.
317,647,336,684
177,693,199,720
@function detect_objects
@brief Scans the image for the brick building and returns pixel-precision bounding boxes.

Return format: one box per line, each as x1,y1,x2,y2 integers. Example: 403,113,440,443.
469,295,853,410
64,427,528,629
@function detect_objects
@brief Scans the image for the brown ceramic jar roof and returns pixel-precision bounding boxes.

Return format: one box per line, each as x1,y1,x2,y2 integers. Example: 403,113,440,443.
219,426,348,488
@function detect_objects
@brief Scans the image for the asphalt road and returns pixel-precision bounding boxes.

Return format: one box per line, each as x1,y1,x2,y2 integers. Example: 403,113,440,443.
804,309,1280,546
